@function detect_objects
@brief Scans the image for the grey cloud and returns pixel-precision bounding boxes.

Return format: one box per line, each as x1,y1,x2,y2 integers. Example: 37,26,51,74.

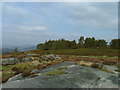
65,2,117,30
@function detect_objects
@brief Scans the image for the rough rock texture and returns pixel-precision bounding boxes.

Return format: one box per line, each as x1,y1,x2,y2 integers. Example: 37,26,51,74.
2,57,33,65
41,54,61,61
20,58,33,62
2,58,20,65
27,54,36,56
2,62,119,88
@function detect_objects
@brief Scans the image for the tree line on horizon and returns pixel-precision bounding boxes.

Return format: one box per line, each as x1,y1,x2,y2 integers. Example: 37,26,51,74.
37,36,120,50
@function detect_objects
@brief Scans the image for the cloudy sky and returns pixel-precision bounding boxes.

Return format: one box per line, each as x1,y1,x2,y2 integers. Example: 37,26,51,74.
2,2,118,47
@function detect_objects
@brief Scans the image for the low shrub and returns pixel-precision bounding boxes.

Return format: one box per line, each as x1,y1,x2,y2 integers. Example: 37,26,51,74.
75,61,92,67
11,67,20,71
2,71,15,83
11,66,27,75
29,74,38,78
21,70,32,77
91,63,100,68
11,67,23,74
36,64,47,69
2,54,13,58
103,61,116,65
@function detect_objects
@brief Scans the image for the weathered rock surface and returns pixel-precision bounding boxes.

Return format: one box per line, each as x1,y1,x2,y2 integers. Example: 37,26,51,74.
2,57,33,65
20,58,33,62
2,58,20,65
1,54,61,65
2,62,119,88
41,54,61,61
27,54,36,56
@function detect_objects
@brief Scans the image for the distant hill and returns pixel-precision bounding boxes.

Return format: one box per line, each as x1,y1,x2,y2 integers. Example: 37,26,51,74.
1,45,36,54
1,48,13,54
18,45,36,52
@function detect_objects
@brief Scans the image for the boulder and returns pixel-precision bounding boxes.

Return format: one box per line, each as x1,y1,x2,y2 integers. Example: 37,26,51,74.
2,57,34,65
21,58,33,62
2,58,20,65
27,54,36,56
2,61,119,88
41,54,61,61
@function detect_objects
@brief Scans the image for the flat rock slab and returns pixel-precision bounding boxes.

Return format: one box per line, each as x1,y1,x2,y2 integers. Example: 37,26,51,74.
2,61,119,88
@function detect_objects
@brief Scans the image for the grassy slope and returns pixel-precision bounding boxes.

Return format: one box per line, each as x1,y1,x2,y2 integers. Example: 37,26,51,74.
2,48,118,58
29,48,118,57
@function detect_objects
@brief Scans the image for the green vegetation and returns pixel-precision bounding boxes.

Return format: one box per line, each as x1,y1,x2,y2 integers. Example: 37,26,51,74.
2,62,37,83
37,36,120,50
2,71,15,83
41,48,118,57
36,36,119,57
43,70,68,76
37,39,77,50
115,63,120,72
57,66,68,70
110,39,120,49
2,65,14,71
21,70,32,77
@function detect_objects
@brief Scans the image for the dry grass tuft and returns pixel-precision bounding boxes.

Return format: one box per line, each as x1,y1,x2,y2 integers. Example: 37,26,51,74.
75,61,92,67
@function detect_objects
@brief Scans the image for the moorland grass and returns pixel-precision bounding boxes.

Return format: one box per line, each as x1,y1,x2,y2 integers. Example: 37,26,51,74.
28,48,118,57
43,70,68,76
